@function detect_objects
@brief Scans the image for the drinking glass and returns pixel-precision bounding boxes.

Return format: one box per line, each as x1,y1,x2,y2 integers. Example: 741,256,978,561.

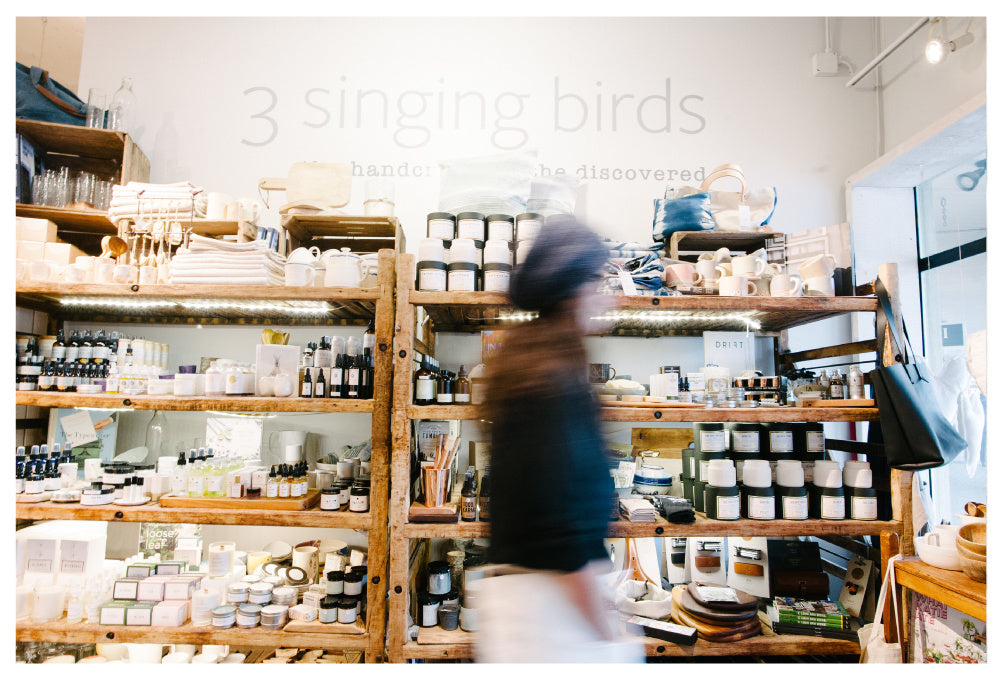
86,88,107,129
42,169,60,206
74,172,96,207
56,167,73,207
93,179,113,211
31,173,48,206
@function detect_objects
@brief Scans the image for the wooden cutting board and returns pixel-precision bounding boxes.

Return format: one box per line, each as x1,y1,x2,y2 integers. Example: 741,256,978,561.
408,501,459,523
680,587,759,624
687,580,759,612
672,589,761,641
602,401,704,408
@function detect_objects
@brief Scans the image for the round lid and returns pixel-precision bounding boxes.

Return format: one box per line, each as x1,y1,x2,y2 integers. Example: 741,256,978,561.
326,570,345,581
706,459,736,487
775,460,805,487
211,604,237,616
456,211,485,221
428,561,449,575
484,239,512,264
516,212,543,222
228,582,249,592
249,582,273,593
238,603,262,614
260,604,287,615
339,595,360,608
344,569,363,583
285,567,309,585
418,238,445,261
427,212,455,222
319,595,338,609
486,213,514,223
812,460,843,488
741,459,772,488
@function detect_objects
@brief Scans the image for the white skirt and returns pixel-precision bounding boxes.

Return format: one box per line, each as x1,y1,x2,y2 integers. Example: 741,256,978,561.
474,570,645,663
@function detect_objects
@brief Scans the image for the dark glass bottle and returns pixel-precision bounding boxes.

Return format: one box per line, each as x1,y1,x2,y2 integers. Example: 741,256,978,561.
455,365,471,404
301,367,313,397
51,329,67,362
78,329,94,363
414,357,436,405
460,471,478,522
478,469,490,522
329,353,344,398
65,330,81,363
314,367,326,398
93,330,109,364
346,355,360,399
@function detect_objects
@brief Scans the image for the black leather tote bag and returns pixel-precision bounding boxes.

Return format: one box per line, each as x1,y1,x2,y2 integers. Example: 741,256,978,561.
868,279,966,470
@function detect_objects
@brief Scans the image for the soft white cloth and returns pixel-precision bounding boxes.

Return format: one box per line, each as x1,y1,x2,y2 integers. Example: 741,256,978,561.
934,355,985,478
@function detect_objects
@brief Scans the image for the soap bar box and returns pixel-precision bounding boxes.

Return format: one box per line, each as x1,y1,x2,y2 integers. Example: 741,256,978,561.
152,600,190,627
126,601,157,626
99,600,130,625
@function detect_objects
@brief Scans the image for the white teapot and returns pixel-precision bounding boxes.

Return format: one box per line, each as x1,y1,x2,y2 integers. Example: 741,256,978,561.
287,247,318,265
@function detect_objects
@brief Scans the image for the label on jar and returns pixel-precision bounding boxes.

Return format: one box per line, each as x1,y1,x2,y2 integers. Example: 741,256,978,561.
769,430,794,453
732,431,760,452
77,344,93,361
349,493,369,512
51,345,66,361
748,495,775,520
321,493,340,510
415,378,436,402
700,430,726,452
457,219,484,240
278,482,290,498
821,495,845,520
187,475,205,496
830,383,844,399
448,269,476,292
428,219,454,240
436,392,454,404
782,495,809,520
517,219,541,240
454,392,471,403
489,222,513,240
716,495,740,520
92,345,110,363
330,369,343,387
418,268,447,291
483,269,510,292
806,431,825,454
851,496,878,520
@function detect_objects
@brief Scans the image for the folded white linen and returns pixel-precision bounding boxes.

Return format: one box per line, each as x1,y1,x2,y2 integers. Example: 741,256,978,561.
166,275,282,285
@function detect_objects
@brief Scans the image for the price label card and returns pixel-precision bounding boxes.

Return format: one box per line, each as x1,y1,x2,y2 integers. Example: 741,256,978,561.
60,540,92,574
25,539,56,573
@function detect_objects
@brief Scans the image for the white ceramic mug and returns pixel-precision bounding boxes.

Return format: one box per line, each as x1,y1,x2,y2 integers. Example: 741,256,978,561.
798,254,838,279
28,260,52,282
139,265,158,285
663,262,699,285
65,263,89,284
718,275,757,297
715,262,733,277
770,273,803,297
95,258,116,283
227,198,261,223
731,254,767,278
292,546,319,582
804,275,835,297
695,258,721,282
752,275,771,296
713,247,732,263
284,263,315,287
325,248,365,288
113,264,138,284
206,192,233,220
75,255,95,280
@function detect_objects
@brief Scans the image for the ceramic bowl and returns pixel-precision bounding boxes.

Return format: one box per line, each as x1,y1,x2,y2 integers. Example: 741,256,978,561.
958,523,987,556
956,540,986,563
263,540,292,562
913,535,962,571
615,579,673,619
958,513,987,526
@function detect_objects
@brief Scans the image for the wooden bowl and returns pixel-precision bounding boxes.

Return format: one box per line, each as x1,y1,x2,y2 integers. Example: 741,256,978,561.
957,547,987,583
956,540,986,563
958,522,987,556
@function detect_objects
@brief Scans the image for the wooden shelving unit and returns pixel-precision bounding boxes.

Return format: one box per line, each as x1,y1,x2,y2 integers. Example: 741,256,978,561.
13,250,398,661
282,214,405,254
16,617,368,650
401,625,862,660
387,254,911,662
894,557,986,622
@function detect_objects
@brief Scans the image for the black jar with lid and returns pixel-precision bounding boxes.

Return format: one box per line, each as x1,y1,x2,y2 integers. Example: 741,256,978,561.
693,422,727,453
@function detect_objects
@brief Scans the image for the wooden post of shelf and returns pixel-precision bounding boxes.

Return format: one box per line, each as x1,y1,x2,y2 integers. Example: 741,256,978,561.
387,253,417,662
363,249,396,662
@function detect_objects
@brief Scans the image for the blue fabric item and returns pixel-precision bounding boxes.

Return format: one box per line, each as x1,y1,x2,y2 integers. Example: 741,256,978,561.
16,63,87,125
761,189,778,225
652,191,715,243
509,216,608,312
606,253,664,290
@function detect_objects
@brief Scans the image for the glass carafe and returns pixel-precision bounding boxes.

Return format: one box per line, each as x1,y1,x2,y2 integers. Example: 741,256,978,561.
108,77,136,133
145,409,169,463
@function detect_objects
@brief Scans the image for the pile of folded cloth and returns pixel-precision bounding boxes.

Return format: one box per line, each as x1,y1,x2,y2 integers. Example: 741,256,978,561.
168,234,285,285
652,495,695,524
600,239,665,296
108,181,203,225
619,497,658,522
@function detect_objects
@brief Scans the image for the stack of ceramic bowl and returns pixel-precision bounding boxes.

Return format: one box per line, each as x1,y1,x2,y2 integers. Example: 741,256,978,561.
914,524,962,571
956,522,987,582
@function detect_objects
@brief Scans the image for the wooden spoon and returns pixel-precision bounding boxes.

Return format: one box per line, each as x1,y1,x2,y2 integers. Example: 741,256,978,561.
107,235,128,259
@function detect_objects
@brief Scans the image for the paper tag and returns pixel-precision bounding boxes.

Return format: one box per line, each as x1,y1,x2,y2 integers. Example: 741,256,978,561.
60,410,99,447
617,268,638,296
695,583,740,603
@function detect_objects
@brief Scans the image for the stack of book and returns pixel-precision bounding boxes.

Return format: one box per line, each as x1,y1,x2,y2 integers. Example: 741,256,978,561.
766,597,860,640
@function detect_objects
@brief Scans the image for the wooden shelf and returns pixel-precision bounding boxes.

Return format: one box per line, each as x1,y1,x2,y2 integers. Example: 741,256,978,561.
894,556,987,621
16,616,369,650
282,215,402,253
16,500,372,529
669,230,779,261
15,392,375,413
407,404,879,423
15,282,380,325
401,517,901,540
17,119,131,159
409,290,877,334
15,204,116,233
404,626,859,659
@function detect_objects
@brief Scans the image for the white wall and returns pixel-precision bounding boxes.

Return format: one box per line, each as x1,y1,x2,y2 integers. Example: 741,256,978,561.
78,17,878,248
875,17,987,152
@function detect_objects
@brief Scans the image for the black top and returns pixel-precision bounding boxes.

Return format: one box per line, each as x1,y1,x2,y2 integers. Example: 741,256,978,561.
488,373,613,572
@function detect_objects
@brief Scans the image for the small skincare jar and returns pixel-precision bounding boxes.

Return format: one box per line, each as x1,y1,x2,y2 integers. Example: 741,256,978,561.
211,604,237,629
418,592,440,627
427,561,450,595
343,569,364,596
248,582,273,605
775,460,808,520
318,596,339,623
740,459,775,520
227,582,249,604
325,570,345,595
337,597,358,623
236,603,261,628
811,460,845,520
704,459,739,521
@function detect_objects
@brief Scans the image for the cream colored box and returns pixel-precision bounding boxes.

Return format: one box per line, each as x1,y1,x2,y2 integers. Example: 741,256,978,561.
16,240,46,261
151,600,189,627
15,217,58,243
44,241,86,266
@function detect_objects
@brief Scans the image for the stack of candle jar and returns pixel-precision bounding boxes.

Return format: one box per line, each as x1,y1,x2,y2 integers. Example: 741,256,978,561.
416,552,484,633
419,212,541,292
681,422,880,522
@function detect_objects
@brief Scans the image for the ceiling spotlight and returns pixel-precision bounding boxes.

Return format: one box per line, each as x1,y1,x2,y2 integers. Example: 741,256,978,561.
925,18,975,65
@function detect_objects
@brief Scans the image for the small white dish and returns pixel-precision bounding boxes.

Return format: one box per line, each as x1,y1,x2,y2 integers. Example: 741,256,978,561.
263,540,292,562
914,535,962,571
113,495,151,506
